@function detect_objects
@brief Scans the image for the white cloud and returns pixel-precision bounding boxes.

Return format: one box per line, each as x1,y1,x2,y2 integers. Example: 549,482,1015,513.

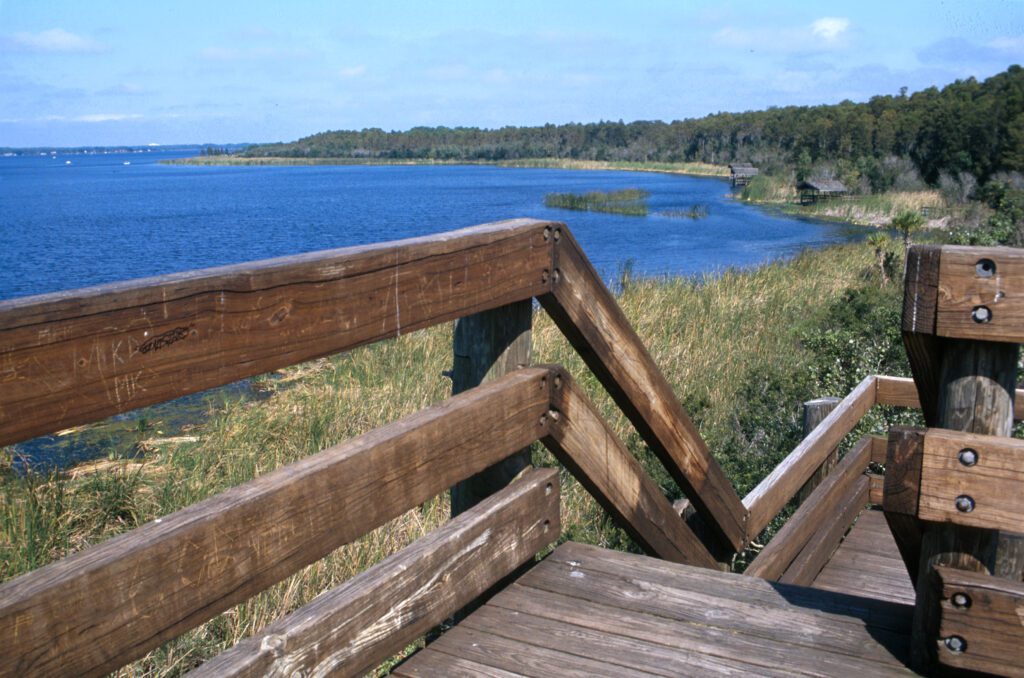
811,18,850,42
989,36,1024,53
8,28,105,53
339,65,366,78
37,113,143,123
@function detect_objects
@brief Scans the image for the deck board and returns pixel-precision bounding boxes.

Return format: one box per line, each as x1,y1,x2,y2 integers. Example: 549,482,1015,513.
398,541,915,676
811,509,916,605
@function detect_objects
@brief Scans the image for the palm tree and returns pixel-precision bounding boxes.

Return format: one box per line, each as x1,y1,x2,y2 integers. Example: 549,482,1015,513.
891,209,926,253
866,232,891,284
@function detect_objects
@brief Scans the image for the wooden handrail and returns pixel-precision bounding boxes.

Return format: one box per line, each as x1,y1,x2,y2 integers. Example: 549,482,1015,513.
0,219,748,554
742,374,876,540
195,467,561,678
0,219,554,447
0,368,551,677
540,227,748,551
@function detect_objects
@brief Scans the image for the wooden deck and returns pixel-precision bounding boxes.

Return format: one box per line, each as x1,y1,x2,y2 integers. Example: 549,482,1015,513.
395,542,916,677
811,509,916,606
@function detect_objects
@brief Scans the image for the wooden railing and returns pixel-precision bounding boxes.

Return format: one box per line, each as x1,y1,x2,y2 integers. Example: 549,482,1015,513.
5,222,1023,676
0,219,734,676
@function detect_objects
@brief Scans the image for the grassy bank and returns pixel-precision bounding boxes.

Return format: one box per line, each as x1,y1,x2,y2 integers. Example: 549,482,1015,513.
164,155,729,177
739,174,949,227
0,239,914,675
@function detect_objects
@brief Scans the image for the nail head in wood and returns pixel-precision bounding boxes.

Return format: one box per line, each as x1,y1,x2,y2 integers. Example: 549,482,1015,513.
957,448,978,466
951,592,971,609
954,495,975,513
971,306,992,323
944,636,967,654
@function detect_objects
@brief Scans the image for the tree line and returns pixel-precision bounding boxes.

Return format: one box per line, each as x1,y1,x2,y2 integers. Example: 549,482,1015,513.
245,66,1024,188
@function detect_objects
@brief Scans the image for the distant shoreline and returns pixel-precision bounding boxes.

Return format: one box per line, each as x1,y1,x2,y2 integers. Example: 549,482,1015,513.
163,155,731,178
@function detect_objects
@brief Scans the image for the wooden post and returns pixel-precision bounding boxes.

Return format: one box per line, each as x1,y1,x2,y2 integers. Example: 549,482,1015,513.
911,338,1024,669
450,300,533,516
797,397,841,505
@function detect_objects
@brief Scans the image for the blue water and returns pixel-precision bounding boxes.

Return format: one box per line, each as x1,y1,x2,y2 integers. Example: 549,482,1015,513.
0,150,866,302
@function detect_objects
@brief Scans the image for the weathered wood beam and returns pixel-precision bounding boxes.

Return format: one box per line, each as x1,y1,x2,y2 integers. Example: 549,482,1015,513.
0,219,556,447
0,368,551,678
542,366,718,568
882,428,926,583
875,374,1024,419
902,245,944,426
778,476,869,586
194,467,560,678
743,375,876,540
539,226,748,552
745,436,872,581
935,245,1024,343
934,565,1024,676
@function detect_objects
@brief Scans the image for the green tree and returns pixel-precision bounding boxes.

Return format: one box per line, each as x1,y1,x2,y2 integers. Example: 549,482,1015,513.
891,210,926,253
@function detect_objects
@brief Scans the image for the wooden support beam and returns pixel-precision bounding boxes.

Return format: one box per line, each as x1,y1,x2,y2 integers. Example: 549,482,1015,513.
543,366,718,568
936,245,1024,343
0,368,551,678
778,476,869,586
194,468,560,678
743,375,876,540
934,565,1024,677
539,226,748,552
874,374,1024,419
0,219,556,447
451,300,533,516
902,245,943,426
745,437,872,581
882,428,926,583
797,397,841,505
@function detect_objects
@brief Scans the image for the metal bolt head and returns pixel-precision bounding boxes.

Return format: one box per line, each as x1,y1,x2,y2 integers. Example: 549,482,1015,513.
955,495,975,513
958,448,978,466
976,258,996,278
944,635,967,654
951,592,971,609
972,305,992,323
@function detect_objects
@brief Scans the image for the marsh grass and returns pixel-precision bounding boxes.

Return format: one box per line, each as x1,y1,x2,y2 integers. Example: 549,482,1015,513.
1,241,894,675
544,188,650,216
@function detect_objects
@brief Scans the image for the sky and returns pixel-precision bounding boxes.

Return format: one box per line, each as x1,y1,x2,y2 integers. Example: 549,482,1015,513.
1,0,1023,147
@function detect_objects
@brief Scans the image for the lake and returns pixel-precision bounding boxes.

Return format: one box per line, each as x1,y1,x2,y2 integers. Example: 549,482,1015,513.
0,150,866,302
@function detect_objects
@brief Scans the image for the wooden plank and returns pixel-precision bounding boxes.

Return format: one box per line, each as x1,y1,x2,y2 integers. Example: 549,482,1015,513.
901,245,943,426
875,374,1024,420
746,437,871,581
868,473,885,505
917,428,1024,533
936,245,1024,343
0,368,551,678
779,476,869,586
546,542,914,634
392,651,524,678
478,588,797,677
528,543,912,669
934,565,1024,677
539,227,748,551
451,300,533,516
411,624,663,677
0,218,555,447
743,375,876,539
870,434,889,464
882,428,926,583
543,366,717,568
195,468,560,678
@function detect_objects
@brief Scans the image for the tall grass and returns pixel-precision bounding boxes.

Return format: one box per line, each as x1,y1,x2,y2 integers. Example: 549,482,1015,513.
544,188,650,216
0,240,890,675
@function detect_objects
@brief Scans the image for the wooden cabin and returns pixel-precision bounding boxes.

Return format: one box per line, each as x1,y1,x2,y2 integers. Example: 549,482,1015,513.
798,178,848,204
729,162,759,186
1,220,1022,676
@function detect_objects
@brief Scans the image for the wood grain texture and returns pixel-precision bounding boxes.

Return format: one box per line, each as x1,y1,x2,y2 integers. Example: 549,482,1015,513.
875,374,1024,420
743,375,876,539
778,475,869,586
542,366,717,568
194,467,560,678
451,300,533,516
902,245,943,425
883,428,926,583
0,367,551,678
539,227,748,552
745,436,872,581
934,565,1024,676
797,397,841,505
917,428,1024,533
0,218,556,447
936,245,1024,343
